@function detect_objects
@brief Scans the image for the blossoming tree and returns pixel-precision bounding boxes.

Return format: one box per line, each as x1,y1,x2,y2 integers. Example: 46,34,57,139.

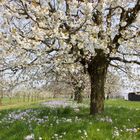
0,0,140,115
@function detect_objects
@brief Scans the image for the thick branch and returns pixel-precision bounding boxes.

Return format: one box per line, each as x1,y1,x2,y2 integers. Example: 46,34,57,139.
110,57,140,65
117,50,140,57
112,0,140,50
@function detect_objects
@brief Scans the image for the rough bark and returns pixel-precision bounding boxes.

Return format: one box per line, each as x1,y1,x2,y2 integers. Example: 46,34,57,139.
88,49,108,115
74,86,83,103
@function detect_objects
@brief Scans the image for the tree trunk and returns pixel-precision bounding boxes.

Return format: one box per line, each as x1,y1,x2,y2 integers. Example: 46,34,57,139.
0,97,2,106
77,92,83,103
106,94,109,100
74,86,83,103
88,49,108,115
9,97,12,104
70,94,73,99
0,93,3,106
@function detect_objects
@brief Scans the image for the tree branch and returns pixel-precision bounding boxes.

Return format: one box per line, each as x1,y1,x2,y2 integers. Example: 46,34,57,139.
110,57,140,65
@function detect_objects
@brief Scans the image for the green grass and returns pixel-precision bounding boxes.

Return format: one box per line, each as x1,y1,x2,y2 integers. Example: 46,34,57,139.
106,99,140,109
0,98,44,110
0,99,140,140
0,97,62,110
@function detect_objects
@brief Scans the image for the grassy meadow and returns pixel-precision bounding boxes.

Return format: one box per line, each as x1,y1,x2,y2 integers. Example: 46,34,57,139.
0,99,140,140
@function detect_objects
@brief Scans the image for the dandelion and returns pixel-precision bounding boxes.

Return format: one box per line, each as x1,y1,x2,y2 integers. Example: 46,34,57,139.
89,122,92,125
24,134,34,140
39,137,42,140
59,135,63,138
54,133,58,137
83,130,88,137
126,128,137,133
66,118,72,122
108,118,113,123
98,116,113,123
74,108,80,112
56,119,59,124
78,130,82,133
113,130,119,137
112,127,119,137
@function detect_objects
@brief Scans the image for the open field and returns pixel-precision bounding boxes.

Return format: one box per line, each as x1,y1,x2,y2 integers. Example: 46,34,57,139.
0,97,62,110
0,99,140,140
0,97,47,110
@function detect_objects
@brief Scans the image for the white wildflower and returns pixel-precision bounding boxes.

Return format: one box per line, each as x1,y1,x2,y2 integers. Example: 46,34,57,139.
78,130,82,133
24,134,34,140
39,137,42,140
54,134,58,137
